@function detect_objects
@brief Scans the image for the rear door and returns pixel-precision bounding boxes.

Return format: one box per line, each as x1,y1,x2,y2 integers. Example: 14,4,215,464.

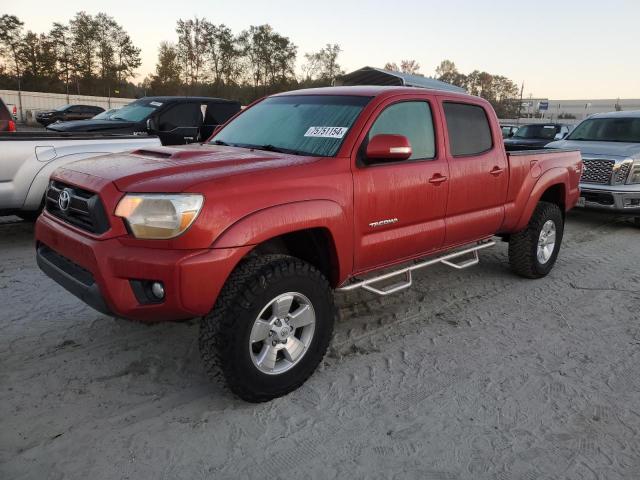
438,98,508,246
352,96,449,271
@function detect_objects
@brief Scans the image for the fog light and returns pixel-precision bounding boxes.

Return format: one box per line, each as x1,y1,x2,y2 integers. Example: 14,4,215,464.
151,282,165,300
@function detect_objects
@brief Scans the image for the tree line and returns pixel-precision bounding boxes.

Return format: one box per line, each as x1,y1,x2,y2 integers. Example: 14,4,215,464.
0,12,141,99
434,60,521,118
1,12,521,116
145,19,344,104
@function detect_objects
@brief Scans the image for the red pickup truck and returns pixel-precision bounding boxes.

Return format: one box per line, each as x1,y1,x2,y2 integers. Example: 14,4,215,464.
35,86,582,401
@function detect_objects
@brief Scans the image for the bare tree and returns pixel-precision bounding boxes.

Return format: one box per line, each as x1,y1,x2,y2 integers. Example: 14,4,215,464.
303,44,343,83
49,22,73,101
176,17,208,88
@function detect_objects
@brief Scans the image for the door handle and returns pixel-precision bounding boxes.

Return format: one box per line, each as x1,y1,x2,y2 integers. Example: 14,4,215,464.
429,174,448,185
489,166,505,176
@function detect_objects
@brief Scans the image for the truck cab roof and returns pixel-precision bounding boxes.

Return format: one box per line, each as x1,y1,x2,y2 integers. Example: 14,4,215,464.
273,85,480,101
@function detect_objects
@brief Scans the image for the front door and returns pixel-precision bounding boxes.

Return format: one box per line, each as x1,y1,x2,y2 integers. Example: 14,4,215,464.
352,98,449,271
438,99,509,246
156,103,203,145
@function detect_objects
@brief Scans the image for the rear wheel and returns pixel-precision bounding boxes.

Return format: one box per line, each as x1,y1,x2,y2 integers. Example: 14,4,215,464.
509,201,564,278
199,254,335,402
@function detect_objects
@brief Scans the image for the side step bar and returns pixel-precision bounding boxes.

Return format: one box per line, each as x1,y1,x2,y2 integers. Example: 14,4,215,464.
336,239,496,296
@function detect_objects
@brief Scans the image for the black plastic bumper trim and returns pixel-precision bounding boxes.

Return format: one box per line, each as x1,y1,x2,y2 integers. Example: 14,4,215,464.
36,244,113,317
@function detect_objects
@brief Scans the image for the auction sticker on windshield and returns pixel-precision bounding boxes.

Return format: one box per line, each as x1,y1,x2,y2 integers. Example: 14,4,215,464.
304,126,348,138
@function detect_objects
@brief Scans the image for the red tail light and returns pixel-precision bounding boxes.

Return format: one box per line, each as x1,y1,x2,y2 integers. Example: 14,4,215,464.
8,120,16,132
12,105,17,117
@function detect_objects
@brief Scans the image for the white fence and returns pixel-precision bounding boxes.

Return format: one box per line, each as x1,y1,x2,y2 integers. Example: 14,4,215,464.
0,89,135,123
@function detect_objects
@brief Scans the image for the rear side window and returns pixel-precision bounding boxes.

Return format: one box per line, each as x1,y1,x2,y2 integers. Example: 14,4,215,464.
443,102,493,156
368,101,436,160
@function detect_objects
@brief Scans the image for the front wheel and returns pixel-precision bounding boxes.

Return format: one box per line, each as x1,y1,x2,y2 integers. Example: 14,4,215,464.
509,201,564,279
199,254,335,402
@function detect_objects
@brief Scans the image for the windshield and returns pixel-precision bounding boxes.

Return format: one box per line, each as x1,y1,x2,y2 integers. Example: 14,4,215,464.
513,124,559,139
567,117,640,143
110,100,163,122
211,95,371,156
93,109,118,120
54,104,71,111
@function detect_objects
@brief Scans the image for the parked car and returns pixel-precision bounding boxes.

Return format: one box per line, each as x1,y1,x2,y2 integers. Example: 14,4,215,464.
501,124,519,138
0,98,17,132
0,132,161,221
47,96,242,146
36,104,105,126
547,110,640,226
35,86,582,401
504,123,571,149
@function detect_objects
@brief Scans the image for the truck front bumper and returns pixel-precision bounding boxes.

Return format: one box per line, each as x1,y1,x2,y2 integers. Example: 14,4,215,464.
35,213,252,323
579,183,640,214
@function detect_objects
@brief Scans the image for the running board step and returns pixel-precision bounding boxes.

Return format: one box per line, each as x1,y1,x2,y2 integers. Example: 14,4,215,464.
337,239,495,296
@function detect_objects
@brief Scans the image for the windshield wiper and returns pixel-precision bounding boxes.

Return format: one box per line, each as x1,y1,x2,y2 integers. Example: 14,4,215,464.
212,140,232,146
250,144,303,155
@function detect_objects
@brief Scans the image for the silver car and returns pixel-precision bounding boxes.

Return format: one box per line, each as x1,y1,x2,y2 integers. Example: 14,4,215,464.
0,132,161,220
547,110,640,226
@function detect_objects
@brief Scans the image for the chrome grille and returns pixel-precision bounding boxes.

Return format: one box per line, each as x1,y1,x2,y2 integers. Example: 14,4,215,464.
45,180,110,234
581,159,614,185
614,162,632,184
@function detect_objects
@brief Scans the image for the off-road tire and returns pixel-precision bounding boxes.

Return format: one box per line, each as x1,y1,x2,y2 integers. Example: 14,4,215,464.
509,201,564,279
199,254,335,402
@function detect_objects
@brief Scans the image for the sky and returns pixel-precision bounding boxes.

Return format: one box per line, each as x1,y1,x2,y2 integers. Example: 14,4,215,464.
5,0,640,99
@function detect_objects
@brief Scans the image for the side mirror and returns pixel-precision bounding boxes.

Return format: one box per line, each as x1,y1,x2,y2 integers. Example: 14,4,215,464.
366,134,412,161
146,117,158,132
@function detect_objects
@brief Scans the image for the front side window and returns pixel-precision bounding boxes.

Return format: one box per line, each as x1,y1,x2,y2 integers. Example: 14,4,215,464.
443,102,493,156
158,103,203,130
367,101,436,161
211,95,371,157
567,117,640,143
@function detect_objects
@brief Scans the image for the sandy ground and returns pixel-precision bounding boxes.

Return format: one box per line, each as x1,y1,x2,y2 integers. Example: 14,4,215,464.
1,210,640,479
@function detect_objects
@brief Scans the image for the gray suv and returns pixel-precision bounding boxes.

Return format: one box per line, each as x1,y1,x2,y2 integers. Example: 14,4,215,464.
547,110,640,226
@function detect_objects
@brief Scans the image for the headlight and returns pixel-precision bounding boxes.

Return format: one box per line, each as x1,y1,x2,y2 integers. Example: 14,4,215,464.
115,194,204,239
629,163,640,184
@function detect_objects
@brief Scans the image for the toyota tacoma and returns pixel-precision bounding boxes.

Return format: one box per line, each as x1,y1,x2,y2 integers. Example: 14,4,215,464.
35,86,582,401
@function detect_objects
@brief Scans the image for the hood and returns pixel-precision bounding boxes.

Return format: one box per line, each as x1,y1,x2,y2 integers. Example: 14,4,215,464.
47,119,137,132
60,144,321,192
546,139,640,160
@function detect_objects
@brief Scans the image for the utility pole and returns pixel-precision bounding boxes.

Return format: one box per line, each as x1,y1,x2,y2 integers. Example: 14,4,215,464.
517,82,524,125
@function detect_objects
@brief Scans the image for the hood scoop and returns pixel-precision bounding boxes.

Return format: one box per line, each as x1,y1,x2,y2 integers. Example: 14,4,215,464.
131,149,173,159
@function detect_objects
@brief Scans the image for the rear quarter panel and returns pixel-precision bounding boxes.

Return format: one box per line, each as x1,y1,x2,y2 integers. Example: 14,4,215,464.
501,149,582,232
